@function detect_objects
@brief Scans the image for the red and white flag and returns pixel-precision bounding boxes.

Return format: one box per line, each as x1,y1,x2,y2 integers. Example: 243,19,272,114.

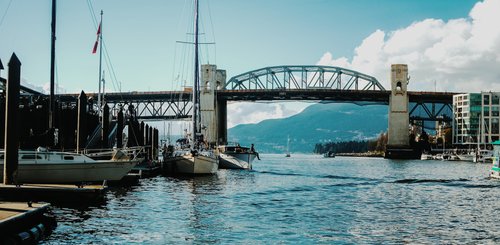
92,22,101,54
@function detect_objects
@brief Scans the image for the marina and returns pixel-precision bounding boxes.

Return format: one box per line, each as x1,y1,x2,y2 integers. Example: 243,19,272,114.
38,155,499,244
1,0,500,243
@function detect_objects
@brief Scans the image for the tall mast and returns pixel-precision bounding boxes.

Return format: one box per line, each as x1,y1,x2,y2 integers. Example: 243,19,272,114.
97,10,104,113
49,0,56,129
192,0,200,143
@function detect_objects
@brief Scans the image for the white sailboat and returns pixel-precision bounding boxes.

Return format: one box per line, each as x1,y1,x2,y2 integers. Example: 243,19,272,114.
170,0,218,175
473,115,493,163
285,135,291,157
0,148,138,183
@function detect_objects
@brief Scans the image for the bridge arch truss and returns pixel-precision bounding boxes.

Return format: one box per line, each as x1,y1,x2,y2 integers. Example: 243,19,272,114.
224,65,386,91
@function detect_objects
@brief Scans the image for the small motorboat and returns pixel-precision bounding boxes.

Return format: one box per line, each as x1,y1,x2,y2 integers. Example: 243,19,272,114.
323,151,335,158
218,143,259,170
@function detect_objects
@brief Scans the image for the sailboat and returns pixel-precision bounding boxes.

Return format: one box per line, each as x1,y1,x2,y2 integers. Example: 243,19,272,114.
473,114,493,163
170,0,218,175
285,135,291,157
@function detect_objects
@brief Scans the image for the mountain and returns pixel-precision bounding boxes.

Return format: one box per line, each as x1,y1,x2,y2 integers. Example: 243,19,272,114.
227,103,388,153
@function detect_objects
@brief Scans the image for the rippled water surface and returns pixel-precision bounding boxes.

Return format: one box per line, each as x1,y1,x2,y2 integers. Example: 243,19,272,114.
41,154,500,244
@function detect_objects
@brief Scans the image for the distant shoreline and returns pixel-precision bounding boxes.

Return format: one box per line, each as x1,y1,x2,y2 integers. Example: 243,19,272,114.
334,152,384,158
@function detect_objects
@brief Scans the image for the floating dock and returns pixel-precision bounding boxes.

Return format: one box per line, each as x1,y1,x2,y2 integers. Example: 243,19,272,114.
0,183,108,204
0,202,56,244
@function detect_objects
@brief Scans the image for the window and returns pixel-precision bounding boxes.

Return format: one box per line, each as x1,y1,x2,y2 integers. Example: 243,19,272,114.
484,95,490,104
64,156,74,160
21,155,42,160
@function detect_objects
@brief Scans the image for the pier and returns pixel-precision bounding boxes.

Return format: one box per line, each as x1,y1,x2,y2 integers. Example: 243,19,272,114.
0,202,55,244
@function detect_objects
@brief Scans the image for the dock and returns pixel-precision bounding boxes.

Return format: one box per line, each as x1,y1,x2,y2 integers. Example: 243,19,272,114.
0,202,56,243
0,183,108,204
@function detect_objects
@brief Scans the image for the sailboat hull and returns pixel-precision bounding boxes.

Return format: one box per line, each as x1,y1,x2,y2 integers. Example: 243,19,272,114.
0,160,137,184
219,153,254,170
174,153,218,174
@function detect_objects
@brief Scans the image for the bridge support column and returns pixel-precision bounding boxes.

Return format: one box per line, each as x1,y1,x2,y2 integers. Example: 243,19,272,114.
200,64,226,146
217,99,227,145
385,64,420,159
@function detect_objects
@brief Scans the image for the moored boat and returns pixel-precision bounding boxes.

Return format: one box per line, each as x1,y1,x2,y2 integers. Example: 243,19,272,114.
166,0,219,175
474,149,493,163
489,140,500,179
0,148,138,183
455,152,475,162
420,152,433,160
173,149,218,174
218,143,259,169
323,151,335,158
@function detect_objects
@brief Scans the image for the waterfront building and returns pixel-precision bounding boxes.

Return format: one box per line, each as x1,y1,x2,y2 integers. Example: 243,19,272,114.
453,92,500,146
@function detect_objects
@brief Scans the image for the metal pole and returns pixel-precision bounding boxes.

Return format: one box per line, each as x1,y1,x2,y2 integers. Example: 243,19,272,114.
97,10,103,114
49,0,56,129
192,0,199,145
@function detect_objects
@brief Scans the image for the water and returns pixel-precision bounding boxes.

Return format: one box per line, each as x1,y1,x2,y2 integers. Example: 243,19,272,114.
42,154,500,244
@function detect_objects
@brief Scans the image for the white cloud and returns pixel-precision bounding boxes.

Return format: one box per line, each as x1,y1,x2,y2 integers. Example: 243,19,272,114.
317,0,500,93
21,79,67,94
227,102,310,128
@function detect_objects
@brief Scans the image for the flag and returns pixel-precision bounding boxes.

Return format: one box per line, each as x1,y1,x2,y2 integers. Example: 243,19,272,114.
92,22,101,54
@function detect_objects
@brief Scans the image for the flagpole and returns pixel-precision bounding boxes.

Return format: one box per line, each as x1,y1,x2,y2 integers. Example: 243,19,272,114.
97,10,103,114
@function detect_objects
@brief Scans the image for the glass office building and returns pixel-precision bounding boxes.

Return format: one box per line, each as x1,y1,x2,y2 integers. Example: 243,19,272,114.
453,92,500,145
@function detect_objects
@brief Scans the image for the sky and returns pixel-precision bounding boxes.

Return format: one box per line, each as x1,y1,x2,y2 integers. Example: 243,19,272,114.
1,0,499,129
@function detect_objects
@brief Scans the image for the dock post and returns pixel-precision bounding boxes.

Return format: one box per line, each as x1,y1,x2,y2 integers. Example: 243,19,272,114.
145,124,150,161
101,103,109,148
3,53,21,185
76,91,87,153
153,128,159,160
140,121,145,146
149,126,154,161
116,108,123,148
127,120,134,147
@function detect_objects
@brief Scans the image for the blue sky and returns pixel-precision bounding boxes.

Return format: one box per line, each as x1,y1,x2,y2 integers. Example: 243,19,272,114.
1,0,499,128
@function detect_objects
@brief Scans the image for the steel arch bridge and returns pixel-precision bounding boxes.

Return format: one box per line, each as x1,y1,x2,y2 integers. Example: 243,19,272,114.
48,65,452,122
224,65,386,91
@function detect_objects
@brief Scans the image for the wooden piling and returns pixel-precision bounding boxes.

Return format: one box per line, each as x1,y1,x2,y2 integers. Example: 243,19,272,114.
145,124,150,161
140,121,145,146
149,126,153,160
101,103,109,148
153,128,159,160
116,108,123,148
76,91,87,153
3,53,21,185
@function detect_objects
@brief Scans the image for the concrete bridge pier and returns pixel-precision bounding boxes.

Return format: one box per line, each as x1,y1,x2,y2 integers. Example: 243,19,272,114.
216,98,227,145
385,64,420,159
200,64,227,146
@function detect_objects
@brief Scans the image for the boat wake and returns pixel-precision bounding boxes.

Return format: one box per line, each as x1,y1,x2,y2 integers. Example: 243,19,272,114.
392,178,470,184
257,171,380,182
391,178,499,188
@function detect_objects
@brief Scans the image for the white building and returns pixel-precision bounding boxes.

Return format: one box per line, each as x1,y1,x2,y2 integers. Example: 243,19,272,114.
453,92,500,146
